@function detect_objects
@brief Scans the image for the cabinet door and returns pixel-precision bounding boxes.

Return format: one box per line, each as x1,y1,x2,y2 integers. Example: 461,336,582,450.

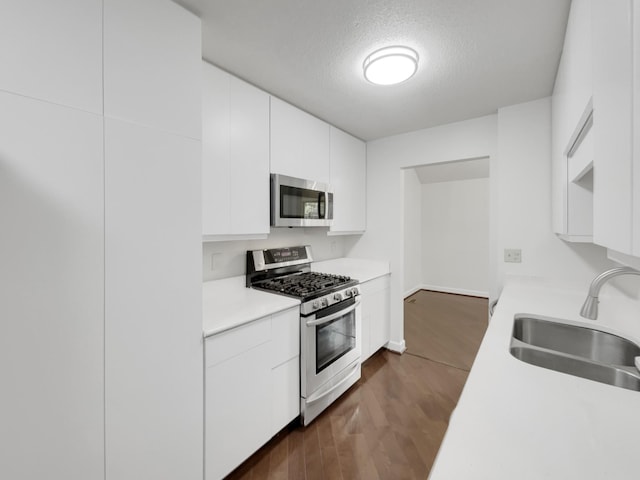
633,4,640,256
271,357,301,434
202,62,231,235
229,74,270,234
270,97,330,183
205,342,272,480
270,308,300,367
0,91,104,479
105,119,202,480
330,127,367,233
202,62,270,236
104,0,201,139
0,0,102,113
360,302,373,361
369,286,391,354
360,276,391,360
551,0,592,236
592,0,634,253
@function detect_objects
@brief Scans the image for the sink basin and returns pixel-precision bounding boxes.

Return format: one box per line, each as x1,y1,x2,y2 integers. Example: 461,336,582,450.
509,315,640,391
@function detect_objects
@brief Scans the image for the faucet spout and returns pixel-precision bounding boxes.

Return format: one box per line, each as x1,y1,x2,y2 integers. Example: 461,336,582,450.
580,266,640,319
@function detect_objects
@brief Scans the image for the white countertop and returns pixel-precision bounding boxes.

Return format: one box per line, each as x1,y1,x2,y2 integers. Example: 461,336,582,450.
202,258,389,337
429,276,640,480
202,276,300,338
312,257,390,283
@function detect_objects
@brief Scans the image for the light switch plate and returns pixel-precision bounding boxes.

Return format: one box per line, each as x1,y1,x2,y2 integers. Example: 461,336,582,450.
504,249,522,263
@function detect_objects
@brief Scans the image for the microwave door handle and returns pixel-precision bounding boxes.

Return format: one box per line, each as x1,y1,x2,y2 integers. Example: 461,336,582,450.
318,191,325,219
305,299,360,327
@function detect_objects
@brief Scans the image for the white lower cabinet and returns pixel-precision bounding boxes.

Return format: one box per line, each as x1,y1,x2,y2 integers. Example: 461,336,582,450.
205,307,300,479
360,275,391,362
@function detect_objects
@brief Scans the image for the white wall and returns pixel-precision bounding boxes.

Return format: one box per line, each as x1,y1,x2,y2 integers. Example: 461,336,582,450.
203,229,352,281
495,98,614,295
403,169,422,295
346,115,498,351
348,97,620,352
421,177,490,296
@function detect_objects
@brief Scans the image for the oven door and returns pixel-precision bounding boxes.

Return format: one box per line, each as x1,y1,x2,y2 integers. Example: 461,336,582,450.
301,296,361,396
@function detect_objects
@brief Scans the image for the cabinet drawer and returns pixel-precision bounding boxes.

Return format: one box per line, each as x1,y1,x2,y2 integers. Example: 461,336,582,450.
205,317,270,368
271,308,300,367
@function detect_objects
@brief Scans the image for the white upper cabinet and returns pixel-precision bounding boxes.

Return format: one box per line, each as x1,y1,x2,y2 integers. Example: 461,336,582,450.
0,91,104,480
0,0,102,113
591,0,635,255
202,62,270,237
551,0,593,239
329,127,367,234
270,96,331,184
103,0,201,139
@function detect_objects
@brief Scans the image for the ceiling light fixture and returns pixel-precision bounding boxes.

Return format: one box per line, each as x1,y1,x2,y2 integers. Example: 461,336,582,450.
363,46,419,85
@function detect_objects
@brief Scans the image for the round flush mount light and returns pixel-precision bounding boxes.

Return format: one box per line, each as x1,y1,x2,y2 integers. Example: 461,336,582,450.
363,46,419,85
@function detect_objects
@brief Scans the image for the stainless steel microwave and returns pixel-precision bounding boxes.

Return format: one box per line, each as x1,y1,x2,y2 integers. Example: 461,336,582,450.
270,174,333,227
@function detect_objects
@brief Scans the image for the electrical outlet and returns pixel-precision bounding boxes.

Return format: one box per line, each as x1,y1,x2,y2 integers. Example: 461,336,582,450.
211,252,222,270
504,249,522,263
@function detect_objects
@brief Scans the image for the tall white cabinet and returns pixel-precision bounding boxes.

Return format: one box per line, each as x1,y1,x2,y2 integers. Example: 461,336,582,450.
0,91,105,480
104,121,202,480
0,1,203,479
103,1,203,479
0,0,103,114
103,0,201,139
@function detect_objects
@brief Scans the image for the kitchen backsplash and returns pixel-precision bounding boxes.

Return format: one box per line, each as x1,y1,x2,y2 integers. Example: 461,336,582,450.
202,228,353,281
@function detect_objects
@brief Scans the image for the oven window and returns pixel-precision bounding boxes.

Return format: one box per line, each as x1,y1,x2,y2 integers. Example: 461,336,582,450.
281,185,322,219
316,308,356,373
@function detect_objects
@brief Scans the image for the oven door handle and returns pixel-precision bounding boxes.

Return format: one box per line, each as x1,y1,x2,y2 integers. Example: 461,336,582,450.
305,299,360,327
306,361,360,405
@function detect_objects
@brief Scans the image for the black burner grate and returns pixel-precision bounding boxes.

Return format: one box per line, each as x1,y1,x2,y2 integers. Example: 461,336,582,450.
255,272,351,298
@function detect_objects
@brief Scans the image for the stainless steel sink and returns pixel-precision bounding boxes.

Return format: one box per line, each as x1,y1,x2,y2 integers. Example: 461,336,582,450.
509,315,640,391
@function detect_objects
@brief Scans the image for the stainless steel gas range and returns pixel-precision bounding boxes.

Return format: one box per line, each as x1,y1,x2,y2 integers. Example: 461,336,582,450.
246,245,361,425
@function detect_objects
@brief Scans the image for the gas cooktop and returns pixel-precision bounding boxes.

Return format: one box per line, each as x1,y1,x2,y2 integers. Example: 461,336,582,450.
246,246,360,315
252,271,354,300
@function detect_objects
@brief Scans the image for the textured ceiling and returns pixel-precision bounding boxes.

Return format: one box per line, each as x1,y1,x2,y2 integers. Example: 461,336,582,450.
176,0,570,141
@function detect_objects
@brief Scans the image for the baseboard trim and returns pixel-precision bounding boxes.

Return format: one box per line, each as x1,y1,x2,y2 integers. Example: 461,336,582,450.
385,339,406,354
403,285,423,298
416,284,489,299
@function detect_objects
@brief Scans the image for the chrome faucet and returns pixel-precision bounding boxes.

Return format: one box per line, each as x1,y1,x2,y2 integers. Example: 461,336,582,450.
580,266,640,319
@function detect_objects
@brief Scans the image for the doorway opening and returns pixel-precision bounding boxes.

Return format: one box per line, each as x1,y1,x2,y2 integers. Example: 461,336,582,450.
402,156,490,367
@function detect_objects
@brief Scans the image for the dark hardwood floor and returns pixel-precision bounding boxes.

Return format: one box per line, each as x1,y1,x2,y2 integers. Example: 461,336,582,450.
225,290,488,479
404,290,488,370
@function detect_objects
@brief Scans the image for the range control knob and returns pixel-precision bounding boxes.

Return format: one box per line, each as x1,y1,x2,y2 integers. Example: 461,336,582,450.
351,287,359,296
345,289,353,297
321,298,329,307
312,300,320,309
334,293,343,301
